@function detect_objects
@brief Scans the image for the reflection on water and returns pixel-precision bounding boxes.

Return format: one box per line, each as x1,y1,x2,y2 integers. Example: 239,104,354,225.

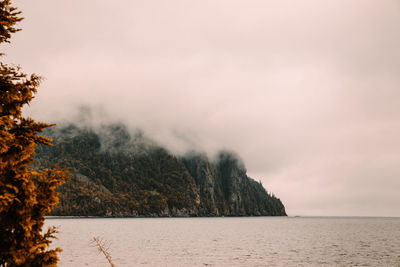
45,217,400,266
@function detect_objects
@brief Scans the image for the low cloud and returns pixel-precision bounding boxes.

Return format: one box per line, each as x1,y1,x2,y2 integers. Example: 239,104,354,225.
5,0,400,216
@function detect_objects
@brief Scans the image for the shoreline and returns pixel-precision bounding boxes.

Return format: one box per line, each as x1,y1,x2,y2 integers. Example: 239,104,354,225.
45,215,288,219
45,215,400,219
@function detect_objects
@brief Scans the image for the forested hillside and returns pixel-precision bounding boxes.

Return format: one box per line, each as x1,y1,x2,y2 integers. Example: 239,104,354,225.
34,123,286,216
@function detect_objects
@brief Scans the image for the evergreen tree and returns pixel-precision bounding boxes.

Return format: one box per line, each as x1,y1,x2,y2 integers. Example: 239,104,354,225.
0,1,67,266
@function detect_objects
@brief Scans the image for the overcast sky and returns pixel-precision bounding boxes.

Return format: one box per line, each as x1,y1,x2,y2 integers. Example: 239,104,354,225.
5,0,400,216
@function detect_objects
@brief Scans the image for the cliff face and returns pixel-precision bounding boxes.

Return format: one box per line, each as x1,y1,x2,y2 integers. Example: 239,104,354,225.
35,123,286,217
182,153,286,216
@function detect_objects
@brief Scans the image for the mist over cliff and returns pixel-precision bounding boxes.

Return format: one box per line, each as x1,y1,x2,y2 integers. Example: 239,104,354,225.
35,122,286,217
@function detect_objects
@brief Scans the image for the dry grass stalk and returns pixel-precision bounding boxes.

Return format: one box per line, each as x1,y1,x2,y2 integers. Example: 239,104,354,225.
91,236,116,267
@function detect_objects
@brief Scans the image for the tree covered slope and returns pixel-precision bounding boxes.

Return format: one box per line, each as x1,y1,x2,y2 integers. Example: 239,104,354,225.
34,123,286,216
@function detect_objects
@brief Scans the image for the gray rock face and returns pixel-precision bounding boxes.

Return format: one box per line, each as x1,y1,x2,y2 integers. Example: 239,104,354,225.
182,152,287,216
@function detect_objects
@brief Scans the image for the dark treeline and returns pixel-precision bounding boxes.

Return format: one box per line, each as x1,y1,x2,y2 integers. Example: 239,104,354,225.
34,123,286,217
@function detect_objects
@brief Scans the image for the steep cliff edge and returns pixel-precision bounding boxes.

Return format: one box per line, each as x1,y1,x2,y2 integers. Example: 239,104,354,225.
35,123,286,216
182,152,286,216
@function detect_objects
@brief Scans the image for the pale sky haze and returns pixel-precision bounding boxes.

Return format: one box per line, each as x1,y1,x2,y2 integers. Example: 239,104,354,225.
5,0,400,216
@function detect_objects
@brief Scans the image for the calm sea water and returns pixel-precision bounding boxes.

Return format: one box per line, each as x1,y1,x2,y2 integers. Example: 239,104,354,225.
44,217,400,266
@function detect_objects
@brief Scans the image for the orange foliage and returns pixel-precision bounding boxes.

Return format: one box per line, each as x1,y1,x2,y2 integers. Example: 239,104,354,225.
0,1,67,266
